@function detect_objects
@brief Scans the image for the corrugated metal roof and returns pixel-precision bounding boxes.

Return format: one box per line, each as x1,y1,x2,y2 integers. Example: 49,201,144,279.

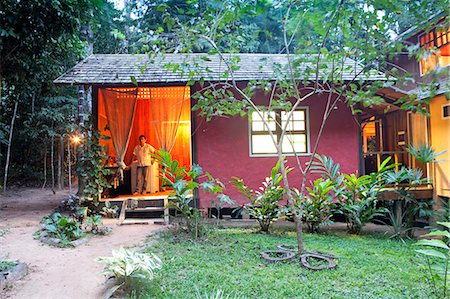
54,53,386,85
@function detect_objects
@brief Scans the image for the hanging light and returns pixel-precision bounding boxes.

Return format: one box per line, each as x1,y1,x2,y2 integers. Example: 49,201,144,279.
71,134,81,144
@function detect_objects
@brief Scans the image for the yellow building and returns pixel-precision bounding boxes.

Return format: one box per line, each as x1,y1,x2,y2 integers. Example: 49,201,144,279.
430,95,450,198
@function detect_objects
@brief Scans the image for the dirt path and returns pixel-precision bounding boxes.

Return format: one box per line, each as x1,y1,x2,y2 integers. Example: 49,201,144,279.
0,188,161,299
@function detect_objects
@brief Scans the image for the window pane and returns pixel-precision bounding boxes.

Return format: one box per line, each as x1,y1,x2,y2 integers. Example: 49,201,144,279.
252,135,277,154
252,111,276,131
281,110,305,122
293,120,305,131
282,134,306,153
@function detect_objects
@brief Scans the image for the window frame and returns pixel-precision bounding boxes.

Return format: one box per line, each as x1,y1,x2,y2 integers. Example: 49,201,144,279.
248,107,311,157
418,25,450,76
443,103,450,120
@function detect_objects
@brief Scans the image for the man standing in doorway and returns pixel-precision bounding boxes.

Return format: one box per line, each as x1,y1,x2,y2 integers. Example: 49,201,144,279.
133,135,155,195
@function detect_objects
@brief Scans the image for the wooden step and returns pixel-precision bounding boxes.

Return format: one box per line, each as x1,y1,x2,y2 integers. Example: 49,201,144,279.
125,207,165,212
118,199,169,225
120,218,166,225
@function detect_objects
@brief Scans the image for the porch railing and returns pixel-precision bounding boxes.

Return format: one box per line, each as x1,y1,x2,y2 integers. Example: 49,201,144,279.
363,150,432,185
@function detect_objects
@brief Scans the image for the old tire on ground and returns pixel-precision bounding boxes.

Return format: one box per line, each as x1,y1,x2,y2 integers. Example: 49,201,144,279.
260,250,295,262
300,253,337,270
276,244,298,252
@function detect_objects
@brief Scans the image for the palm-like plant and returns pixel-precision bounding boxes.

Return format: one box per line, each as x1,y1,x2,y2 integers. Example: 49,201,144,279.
407,144,446,164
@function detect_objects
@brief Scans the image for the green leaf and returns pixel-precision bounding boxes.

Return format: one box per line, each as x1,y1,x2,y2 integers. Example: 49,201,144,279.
130,76,138,86
424,230,450,239
437,222,450,229
415,249,448,259
415,239,450,250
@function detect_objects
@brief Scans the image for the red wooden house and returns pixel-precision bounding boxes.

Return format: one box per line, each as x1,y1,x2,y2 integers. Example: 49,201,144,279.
54,53,389,213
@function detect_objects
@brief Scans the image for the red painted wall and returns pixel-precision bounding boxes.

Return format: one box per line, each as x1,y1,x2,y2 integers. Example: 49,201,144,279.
193,92,359,208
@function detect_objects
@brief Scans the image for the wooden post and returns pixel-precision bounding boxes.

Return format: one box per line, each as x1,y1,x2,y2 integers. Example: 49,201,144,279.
164,196,169,225
68,138,72,193
78,86,85,128
58,136,63,190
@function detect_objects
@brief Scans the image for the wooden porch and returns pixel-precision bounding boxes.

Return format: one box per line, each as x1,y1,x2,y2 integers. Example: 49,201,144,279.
101,191,172,225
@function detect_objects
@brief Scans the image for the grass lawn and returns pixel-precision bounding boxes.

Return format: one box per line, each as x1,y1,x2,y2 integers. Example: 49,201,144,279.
142,227,434,299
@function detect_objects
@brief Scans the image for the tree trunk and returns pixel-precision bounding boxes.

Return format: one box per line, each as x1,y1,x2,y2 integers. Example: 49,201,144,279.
42,145,47,189
3,101,18,192
31,93,35,115
68,138,72,193
51,134,55,192
57,136,63,190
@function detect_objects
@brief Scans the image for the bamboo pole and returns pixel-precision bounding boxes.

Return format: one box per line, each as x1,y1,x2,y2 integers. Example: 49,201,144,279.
3,101,18,192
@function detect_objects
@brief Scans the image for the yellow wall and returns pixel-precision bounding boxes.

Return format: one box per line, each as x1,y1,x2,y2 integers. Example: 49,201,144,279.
430,95,450,197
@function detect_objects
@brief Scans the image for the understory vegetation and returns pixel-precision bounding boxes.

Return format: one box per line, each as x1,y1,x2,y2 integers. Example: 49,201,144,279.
138,228,438,298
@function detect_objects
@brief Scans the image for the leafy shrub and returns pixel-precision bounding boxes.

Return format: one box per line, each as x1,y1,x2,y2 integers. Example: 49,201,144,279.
84,214,110,235
311,155,392,234
407,143,446,164
97,248,162,296
155,149,227,238
0,260,17,272
415,222,450,298
231,160,289,232
434,196,450,225
42,213,84,244
382,167,432,240
302,178,335,233
77,130,112,208
101,201,119,218
338,173,388,234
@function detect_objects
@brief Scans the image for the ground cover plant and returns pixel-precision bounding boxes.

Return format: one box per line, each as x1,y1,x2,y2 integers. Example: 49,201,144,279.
97,248,162,297
0,260,16,272
140,228,436,298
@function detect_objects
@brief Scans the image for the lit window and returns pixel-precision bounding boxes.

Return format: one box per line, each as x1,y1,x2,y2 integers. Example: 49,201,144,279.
249,109,309,155
419,24,450,75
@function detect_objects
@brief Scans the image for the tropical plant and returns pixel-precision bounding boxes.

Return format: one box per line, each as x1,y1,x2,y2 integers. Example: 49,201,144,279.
97,248,162,296
337,173,389,234
155,149,226,238
382,167,432,240
210,194,236,226
231,160,289,233
42,213,84,244
302,178,335,233
434,196,450,224
101,201,119,218
77,130,112,209
312,155,393,234
407,144,447,164
415,222,450,298
84,214,110,235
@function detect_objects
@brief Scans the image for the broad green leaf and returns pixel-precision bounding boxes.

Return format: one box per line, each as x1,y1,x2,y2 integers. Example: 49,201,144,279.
424,230,450,239
416,249,448,259
416,239,450,250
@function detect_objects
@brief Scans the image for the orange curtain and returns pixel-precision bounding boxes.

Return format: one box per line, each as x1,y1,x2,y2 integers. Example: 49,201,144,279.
100,87,191,170
149,86,189,152
100,88,138,179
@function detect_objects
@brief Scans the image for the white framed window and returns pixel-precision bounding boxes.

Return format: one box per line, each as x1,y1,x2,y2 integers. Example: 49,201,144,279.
249,108,309,156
